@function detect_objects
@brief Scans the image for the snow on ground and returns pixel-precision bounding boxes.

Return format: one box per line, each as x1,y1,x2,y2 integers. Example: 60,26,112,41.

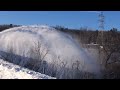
0,58,56,79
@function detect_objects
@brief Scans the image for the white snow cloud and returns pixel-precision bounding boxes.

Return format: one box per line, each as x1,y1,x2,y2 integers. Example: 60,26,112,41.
0,25,101,78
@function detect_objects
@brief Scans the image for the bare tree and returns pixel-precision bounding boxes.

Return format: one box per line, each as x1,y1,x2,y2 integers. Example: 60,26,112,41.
28,40,49,73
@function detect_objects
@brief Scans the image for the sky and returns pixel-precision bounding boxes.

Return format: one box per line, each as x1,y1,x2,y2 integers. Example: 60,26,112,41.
0,11,120,30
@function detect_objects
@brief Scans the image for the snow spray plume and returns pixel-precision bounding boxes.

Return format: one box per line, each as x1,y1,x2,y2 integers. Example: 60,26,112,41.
0,25,101,78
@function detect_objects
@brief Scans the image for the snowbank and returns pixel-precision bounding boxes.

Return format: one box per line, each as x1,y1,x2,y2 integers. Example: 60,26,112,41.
0,58,56,79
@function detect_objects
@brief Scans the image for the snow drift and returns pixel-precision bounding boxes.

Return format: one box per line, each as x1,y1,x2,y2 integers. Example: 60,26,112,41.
0,25,101,78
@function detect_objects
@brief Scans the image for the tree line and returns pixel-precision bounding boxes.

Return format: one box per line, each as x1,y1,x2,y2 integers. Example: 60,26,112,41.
0,24,21,32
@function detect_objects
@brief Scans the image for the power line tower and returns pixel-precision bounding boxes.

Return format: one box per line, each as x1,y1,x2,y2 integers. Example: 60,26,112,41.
99,11,105,30
97,11,105,65
97,11,105,46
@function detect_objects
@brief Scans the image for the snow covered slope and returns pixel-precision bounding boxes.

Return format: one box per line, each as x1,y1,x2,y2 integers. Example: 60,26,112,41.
0,58,56,79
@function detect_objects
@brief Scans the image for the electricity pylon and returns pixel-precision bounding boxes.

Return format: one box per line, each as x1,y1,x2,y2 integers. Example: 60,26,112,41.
97,11,105,46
